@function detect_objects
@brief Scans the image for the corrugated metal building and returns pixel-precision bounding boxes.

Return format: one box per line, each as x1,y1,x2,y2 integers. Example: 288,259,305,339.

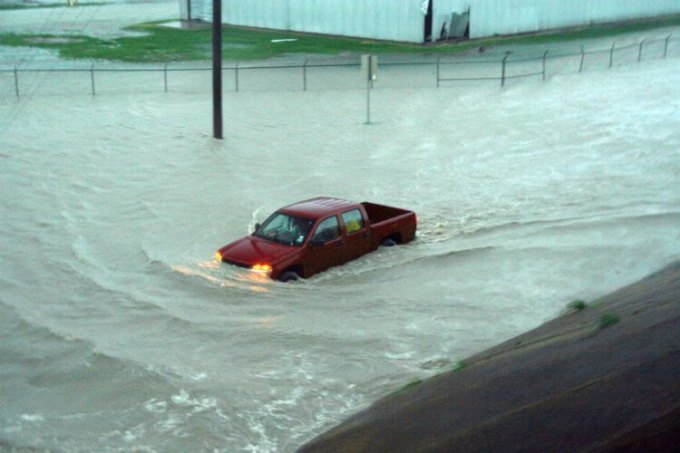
469,0,680,38
179,0,680,43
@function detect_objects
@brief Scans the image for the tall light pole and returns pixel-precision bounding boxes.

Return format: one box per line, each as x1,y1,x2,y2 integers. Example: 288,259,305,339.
212,0,223,139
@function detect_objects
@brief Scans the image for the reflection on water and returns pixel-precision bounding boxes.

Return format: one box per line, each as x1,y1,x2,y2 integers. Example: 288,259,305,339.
173,261,272,293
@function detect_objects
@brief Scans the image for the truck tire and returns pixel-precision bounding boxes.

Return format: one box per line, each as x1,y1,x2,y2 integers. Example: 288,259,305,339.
279,271,301,282
380,238,397,247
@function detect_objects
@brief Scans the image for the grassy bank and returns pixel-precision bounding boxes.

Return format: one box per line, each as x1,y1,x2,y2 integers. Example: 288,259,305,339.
1,14,679,63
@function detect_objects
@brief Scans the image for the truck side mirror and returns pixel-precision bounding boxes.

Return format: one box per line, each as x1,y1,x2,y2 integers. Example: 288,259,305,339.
254,223,261,233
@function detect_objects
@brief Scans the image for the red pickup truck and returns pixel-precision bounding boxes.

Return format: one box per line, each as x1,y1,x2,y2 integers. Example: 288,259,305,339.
215,197,417,281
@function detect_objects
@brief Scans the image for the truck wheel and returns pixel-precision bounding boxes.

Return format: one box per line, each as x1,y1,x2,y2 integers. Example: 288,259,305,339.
380,238,397,247
279,271,301,282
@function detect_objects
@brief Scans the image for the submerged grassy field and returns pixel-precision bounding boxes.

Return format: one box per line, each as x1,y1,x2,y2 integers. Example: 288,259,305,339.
1,11,680,63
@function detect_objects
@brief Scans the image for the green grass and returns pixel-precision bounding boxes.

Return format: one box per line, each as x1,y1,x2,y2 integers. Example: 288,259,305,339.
598,313,621,329
396,379,423,394
507,14,680,44
0,22,431,63
567,299,588,312
0,4,58,10
1,14,679,63
0,2,101,10
453,360,467,371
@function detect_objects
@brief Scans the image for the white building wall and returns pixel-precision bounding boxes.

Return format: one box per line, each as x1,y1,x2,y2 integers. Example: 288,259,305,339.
470,0,680,38
218,0,426,42
188,0,212,22
224,0,287,29
180,0,680,42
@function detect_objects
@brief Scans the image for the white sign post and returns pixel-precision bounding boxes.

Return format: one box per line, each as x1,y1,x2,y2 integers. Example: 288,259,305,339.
361,55,378,124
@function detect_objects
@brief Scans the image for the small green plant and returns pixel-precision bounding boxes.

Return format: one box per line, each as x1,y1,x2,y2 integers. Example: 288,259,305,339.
406,379,423,389
453,360,467,371
397,379,423,394
567,299,587,312
598,312,620,329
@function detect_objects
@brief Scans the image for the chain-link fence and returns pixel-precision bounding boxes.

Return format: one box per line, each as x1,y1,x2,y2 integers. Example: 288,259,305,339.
2,33,678,98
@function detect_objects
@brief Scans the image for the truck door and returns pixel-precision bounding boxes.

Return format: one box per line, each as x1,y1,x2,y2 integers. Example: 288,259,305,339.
305,215,346,275
342,208,373,262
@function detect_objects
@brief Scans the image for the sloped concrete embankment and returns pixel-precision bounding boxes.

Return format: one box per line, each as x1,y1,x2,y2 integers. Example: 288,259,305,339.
300,261,680,452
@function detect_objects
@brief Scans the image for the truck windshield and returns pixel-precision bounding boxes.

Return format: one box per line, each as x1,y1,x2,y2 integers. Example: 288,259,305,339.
254,212,314,246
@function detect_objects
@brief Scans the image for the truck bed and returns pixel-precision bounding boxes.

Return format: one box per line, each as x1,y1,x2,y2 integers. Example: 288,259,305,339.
361,202,412,225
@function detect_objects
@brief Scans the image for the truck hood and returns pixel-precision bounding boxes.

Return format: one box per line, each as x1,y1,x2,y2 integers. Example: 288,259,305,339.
218,236,294,267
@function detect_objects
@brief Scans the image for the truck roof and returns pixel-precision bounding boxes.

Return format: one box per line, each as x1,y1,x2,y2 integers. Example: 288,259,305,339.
280,197,358,219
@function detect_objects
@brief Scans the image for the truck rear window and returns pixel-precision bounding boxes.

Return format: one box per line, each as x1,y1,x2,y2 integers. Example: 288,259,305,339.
342,209,364,234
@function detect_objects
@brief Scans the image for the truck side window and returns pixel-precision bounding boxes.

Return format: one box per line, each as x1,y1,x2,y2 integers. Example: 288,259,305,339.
312,216,340,243
342,209,364,234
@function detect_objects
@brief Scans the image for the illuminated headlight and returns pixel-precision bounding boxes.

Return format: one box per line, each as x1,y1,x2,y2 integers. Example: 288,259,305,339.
251,263,272,273
214,251,223,262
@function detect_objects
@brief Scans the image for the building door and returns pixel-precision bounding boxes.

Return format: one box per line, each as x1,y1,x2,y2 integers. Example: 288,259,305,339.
449,12,470,39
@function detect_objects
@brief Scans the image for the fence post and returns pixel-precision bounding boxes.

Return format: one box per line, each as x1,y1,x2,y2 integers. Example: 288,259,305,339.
164,63,168,92
542,50,548,81
664,34,672,58
90,63,96,96
501,54,509,87
609,42,615,68
436,56,440,88
14,67,19,98
234,62,239,92
579,45,585,73
303,59,308,91
638,39,646,63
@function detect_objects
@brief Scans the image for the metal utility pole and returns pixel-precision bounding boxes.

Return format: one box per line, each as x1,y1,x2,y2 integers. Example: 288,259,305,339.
212,0,223,139
360,55,377,124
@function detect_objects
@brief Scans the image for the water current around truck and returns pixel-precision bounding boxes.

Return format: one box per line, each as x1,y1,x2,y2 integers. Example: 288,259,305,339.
2,44,680,451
